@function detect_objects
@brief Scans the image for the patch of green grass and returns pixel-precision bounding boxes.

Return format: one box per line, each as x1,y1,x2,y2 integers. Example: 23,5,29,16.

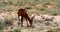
13,28,21,32
0,29,3,32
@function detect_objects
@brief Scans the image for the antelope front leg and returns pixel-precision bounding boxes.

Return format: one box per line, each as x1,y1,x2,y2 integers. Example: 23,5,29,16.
18,16,20,26
29,21,32,27
21,16,23,27
26,19,29,27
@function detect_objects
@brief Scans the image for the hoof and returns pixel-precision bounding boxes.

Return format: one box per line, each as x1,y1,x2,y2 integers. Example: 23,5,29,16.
18,23,20,26
21,25,23,27
18,24,20,26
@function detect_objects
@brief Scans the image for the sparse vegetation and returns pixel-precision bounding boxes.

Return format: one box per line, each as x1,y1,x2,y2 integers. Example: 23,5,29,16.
0,0,60,15
47,28,60,32
0,17,5,30
13,28,21,32
0,29,3,32
4,15,13,26
0,0,60,32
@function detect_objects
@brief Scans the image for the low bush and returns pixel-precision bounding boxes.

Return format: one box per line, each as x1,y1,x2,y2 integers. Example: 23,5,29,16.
4,15,13,26
13,28,21,32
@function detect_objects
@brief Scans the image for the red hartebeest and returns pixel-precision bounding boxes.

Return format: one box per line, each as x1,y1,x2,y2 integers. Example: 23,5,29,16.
18,9,35,27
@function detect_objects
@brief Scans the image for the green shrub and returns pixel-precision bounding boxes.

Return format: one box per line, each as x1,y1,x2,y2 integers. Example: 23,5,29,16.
0,17,5,30
25,6,32,9
0,29,3,32
13,29,21,32
4,16,13,26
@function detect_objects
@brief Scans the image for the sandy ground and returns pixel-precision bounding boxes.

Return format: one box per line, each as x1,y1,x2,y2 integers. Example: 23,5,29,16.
2,15,60,32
